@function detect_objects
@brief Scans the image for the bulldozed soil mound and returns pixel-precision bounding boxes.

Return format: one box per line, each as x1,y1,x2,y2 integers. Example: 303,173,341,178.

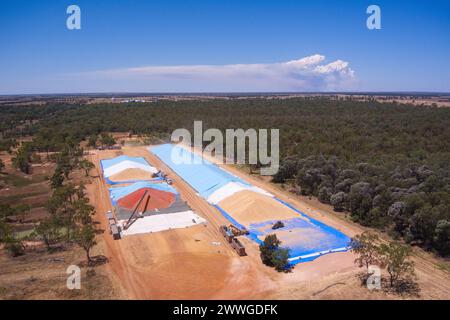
109,168,155,182
218,190,301,226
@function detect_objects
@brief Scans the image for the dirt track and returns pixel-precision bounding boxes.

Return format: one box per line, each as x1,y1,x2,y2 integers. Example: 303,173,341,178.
85,146,450,300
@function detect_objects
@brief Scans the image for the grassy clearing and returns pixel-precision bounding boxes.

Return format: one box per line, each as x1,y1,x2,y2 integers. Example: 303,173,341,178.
0,172,47,187
1,173,33,187
123,139,146,146
437,262,450,273
14,228,35,238
0,191,47,206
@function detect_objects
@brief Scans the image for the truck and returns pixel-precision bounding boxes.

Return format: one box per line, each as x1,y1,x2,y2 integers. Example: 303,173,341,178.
106,210,121,240
219,225,246,256
219,225,234,243
110,223,121,240
106,210,113,220
231,237,246,256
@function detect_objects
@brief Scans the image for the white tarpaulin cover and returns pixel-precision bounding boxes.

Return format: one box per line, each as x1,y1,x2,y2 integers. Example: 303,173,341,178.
120,210,206,236
103,160,158,178
206,181,273,205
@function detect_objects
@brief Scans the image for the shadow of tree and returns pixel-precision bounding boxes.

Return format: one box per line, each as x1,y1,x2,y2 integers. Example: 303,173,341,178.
357,271,370,286
94,228,105,235
386,278,421,297
357,271,421,298
89,255,109,267
79,255,109,267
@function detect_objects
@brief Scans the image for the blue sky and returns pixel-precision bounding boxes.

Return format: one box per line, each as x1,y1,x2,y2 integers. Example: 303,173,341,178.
1,0,449,94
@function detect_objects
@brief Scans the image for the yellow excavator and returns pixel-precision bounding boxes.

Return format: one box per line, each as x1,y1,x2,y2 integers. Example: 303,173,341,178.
228,224,249,236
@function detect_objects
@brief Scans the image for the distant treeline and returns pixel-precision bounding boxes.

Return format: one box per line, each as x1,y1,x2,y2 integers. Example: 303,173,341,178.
1,98,449,256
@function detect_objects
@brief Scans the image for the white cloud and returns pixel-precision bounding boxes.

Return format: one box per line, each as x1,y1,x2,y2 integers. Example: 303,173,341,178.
73,54,356,92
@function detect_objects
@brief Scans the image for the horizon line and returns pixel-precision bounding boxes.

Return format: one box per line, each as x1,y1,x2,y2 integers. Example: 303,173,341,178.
1,91,450,97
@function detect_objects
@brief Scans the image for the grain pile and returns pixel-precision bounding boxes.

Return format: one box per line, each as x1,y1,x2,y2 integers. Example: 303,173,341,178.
117,187,176,210
262,226,329,250
218,190,301,226
109,168,155,182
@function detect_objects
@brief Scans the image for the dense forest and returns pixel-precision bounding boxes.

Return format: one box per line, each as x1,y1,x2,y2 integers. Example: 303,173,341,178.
1,98,449,256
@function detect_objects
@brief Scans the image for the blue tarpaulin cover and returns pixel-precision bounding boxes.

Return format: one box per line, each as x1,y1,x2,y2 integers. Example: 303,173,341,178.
247,199,350,263
150,144,351,264
150,144,250,198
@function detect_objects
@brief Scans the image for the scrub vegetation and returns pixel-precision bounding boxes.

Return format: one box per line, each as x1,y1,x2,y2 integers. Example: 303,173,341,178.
351,232,418,294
